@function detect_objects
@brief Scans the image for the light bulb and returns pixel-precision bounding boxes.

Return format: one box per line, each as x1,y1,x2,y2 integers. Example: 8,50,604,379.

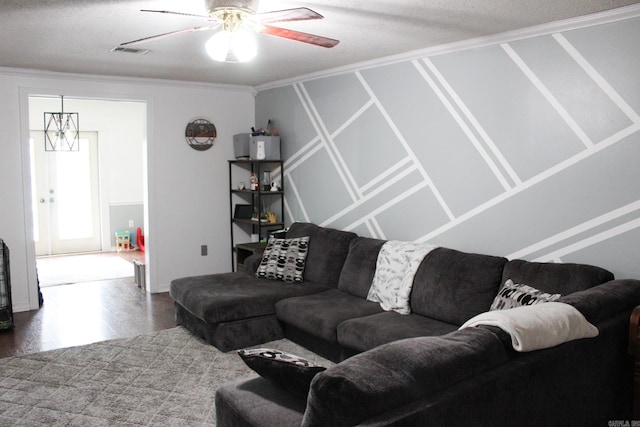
205,28,257,63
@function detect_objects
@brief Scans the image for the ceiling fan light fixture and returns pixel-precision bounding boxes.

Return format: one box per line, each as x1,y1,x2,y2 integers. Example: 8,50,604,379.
123,2,338,63
206,0,259,16
205,28,257,63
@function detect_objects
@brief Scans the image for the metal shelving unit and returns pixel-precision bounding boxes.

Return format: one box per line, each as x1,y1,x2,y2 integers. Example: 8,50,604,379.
229,159,285,271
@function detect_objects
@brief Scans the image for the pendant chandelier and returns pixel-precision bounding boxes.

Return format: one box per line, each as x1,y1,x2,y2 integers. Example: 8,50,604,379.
44,96,79,152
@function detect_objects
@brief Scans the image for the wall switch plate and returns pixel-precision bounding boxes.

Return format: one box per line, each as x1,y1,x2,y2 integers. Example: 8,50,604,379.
129,220,134,228
201,245,208,256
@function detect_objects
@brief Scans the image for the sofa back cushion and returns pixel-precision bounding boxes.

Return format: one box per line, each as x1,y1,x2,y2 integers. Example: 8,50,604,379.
502,259,614,296
557,279,640,324
337,237,386,298
410,247,508,325
287,222,357,286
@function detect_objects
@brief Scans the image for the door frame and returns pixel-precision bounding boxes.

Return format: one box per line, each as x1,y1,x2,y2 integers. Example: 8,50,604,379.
19,88,156,310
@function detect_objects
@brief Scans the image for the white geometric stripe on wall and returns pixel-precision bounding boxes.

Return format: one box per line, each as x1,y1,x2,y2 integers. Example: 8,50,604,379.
417,59,518,190
256,15,640,279
355,70,456,221
513,200,640,261
501,42,595,149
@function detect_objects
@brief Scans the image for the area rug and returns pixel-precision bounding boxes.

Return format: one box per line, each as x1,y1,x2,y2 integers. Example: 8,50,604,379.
0,327,332,426
37,253,135,287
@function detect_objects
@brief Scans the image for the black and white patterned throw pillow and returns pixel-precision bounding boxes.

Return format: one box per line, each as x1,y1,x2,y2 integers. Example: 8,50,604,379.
490,279,561,310
255,236,309,283
238,348,326,397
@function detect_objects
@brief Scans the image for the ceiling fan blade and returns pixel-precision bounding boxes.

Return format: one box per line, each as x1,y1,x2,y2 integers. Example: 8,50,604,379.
120,26,217,46
251,7,323,25
259,25,340,48
140,9,212,20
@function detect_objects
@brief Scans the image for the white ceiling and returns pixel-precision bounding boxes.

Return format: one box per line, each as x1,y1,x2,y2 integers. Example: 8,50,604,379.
1,0,639,87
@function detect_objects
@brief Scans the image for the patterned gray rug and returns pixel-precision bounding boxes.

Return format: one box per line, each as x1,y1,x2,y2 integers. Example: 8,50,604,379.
0,327,332,426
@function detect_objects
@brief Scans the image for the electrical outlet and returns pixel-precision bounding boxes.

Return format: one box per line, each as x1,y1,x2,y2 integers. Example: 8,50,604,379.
128,219,134,228
201,245,208,256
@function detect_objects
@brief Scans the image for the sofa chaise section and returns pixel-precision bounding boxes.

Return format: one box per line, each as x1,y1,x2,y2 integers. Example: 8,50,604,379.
171,273,329,351
170,222,357,352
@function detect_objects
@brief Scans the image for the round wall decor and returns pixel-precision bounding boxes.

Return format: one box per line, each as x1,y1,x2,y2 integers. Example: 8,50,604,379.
185,118,217,151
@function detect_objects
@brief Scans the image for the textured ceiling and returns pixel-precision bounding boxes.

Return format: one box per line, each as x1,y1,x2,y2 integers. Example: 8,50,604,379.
1,0,639,87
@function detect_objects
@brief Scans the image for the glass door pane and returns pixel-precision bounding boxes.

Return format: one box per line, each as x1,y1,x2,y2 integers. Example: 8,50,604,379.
54,148,94,240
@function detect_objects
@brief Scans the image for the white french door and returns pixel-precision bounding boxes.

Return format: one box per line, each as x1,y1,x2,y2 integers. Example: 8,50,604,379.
30,131,102,256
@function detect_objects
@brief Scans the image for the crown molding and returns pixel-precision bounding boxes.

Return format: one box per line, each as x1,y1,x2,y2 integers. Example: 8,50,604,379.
255,3,640,92
0,66,255,94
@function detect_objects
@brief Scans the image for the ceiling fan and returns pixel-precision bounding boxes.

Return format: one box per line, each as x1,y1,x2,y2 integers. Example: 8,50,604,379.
120,0,340,63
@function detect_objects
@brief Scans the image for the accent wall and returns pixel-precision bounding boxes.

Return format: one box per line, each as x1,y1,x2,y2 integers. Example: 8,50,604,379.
255,13,640,280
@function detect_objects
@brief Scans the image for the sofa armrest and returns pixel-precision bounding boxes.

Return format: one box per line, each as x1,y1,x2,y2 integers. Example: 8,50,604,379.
557,279,640,325
301,328,508,427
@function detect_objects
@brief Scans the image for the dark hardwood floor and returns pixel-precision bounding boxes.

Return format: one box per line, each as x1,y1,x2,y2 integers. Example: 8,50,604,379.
0,276,176,358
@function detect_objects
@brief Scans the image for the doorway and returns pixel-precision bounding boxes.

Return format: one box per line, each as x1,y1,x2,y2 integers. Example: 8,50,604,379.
27,96,147,291
30,131,101,256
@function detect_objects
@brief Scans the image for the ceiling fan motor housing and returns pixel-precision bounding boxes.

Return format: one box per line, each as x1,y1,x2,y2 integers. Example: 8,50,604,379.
206,0,259,15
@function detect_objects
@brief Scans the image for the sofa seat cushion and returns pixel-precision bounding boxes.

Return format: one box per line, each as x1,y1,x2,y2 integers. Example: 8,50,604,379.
302,328,509,427
170,272,329,324
275,289,384,343
337,311,459,353
216,377,306,427
410,247,508,325
502,259,614,295
286,222,357,286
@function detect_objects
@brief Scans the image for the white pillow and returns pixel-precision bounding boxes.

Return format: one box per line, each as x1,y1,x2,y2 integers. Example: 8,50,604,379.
459,302,598,352
366,241,436,314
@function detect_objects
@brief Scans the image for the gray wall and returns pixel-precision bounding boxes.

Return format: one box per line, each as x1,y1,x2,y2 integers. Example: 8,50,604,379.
256,15,640,280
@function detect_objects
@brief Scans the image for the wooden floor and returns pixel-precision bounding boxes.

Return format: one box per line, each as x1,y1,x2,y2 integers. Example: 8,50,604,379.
0,276,176,359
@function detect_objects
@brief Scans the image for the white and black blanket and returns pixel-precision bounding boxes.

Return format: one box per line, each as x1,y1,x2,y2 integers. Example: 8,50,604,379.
367,240,436,314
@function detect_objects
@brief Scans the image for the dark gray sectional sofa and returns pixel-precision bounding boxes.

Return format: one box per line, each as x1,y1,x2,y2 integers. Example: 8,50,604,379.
169,222,640,426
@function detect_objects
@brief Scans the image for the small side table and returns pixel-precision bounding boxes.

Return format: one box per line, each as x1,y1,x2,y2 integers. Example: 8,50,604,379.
235,242,267,272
